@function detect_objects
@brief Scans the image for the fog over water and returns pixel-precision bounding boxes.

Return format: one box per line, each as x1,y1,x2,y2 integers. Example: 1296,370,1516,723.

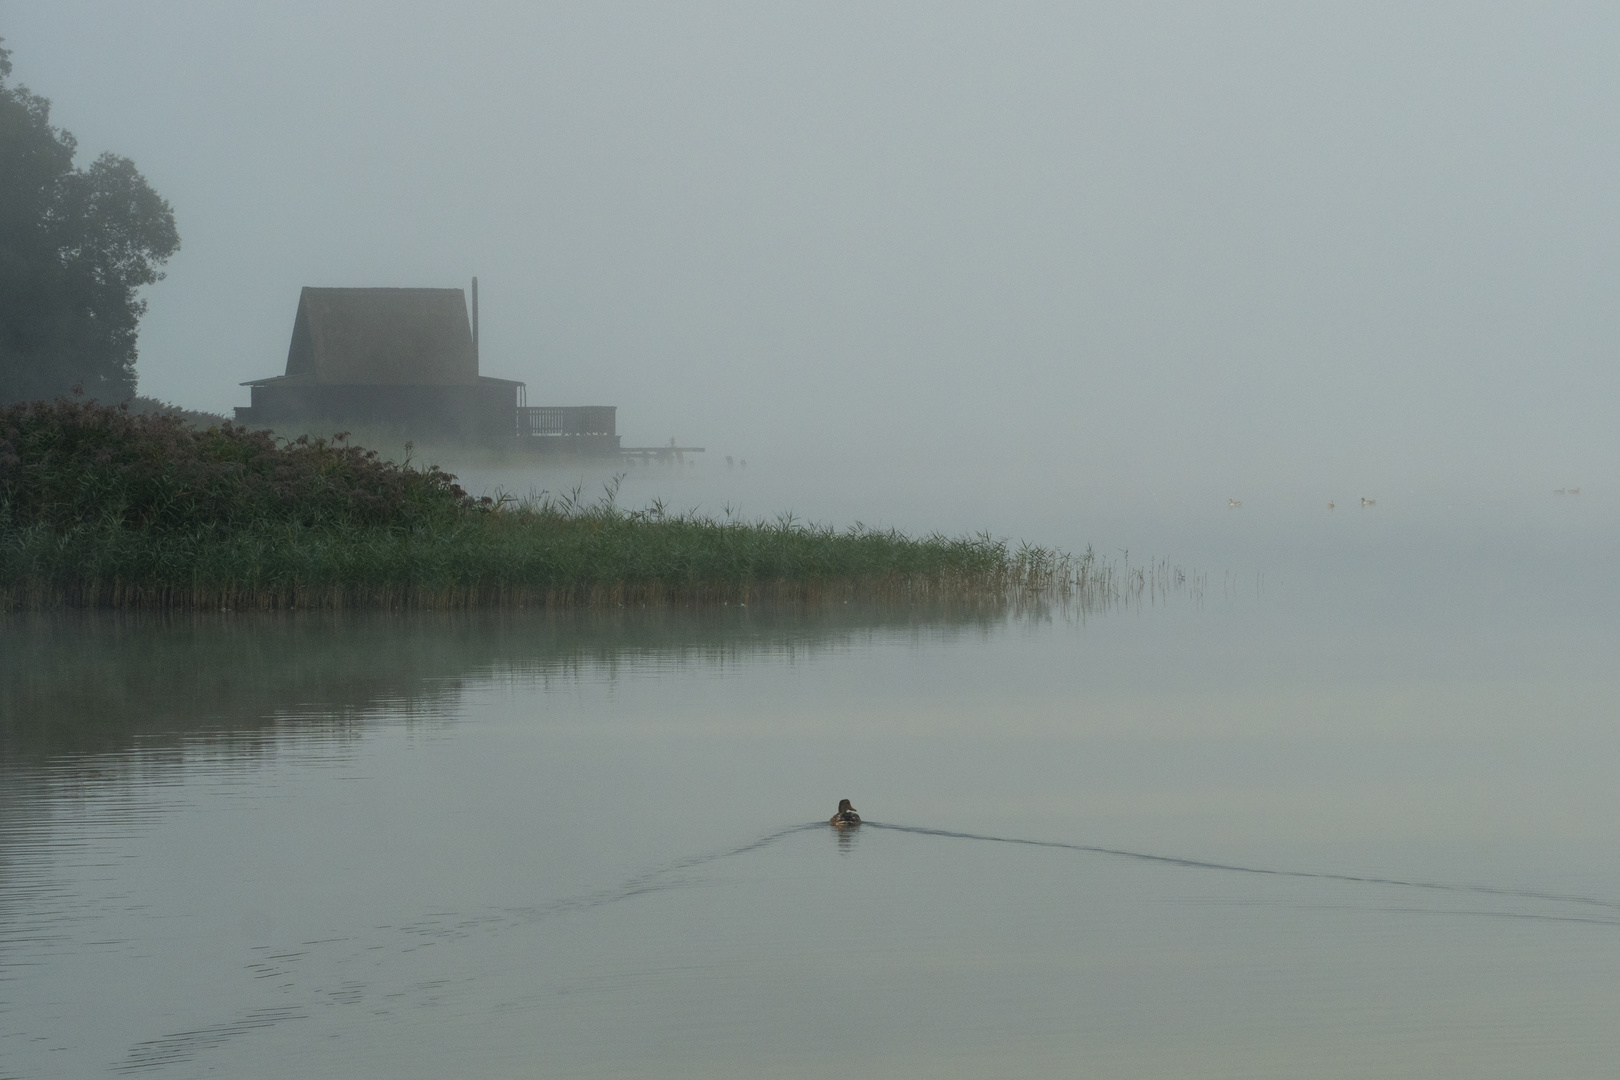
4,2,1617,509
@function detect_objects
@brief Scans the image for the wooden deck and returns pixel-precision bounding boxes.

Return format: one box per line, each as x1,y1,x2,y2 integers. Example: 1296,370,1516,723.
516,406,702,461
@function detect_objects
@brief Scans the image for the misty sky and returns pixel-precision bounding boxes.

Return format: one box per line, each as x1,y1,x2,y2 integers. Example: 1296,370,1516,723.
4,2,1617,496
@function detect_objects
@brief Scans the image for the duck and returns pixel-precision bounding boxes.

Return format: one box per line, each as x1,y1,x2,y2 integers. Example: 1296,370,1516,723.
828,798,862,828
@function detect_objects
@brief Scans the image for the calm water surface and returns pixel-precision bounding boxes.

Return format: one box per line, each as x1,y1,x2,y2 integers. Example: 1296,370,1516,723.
3,495,1618,1078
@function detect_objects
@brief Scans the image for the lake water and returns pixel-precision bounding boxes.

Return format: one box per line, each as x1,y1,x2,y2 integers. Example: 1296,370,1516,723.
3,475,1618,1078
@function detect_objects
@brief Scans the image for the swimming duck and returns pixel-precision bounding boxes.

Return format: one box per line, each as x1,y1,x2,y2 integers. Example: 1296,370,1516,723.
829,799,861,828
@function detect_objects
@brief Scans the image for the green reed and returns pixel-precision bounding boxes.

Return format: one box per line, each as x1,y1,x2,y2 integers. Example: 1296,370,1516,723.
0,499,1009,610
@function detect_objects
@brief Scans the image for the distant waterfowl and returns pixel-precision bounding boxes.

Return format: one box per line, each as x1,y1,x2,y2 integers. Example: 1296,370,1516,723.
1227,499,1242,509
1360,497,1376,507
828,799,861,828
1327,501,1335,510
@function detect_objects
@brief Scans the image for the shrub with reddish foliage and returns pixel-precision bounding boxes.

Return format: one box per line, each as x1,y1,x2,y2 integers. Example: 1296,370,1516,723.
0,398,477,533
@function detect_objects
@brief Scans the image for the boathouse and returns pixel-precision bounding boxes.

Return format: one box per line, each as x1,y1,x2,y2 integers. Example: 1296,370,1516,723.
234,285,525,441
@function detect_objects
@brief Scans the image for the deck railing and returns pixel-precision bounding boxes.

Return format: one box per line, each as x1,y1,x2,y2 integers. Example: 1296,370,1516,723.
517,406,616,437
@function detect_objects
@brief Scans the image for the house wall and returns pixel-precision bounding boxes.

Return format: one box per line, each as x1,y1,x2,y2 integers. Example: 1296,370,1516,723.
235,382,517,441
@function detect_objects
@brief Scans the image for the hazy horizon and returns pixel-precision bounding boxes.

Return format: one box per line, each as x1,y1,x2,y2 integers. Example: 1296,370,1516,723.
5,2,1616,501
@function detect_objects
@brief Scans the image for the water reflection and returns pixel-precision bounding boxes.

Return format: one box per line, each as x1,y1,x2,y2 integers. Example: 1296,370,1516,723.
0,602,1029,763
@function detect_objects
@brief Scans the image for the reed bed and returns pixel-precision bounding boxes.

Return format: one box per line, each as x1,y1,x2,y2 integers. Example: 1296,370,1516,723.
1,399,1199,612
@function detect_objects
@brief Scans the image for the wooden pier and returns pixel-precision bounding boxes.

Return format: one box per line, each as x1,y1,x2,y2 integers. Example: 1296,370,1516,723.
620,441,706,465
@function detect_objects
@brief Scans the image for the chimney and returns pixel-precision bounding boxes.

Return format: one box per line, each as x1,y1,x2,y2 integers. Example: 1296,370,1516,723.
471,276,480,371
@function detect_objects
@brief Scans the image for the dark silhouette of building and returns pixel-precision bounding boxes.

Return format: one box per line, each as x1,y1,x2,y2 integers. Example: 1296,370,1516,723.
234,286,524,441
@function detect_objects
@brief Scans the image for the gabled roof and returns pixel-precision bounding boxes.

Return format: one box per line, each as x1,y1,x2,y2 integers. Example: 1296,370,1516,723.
258,287,480,386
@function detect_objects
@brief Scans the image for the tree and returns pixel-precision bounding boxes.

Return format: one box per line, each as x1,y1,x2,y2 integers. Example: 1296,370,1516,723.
0,38,179,405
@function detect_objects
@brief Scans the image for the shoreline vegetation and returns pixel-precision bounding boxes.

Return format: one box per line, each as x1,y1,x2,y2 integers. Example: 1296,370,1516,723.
1,400,1197,612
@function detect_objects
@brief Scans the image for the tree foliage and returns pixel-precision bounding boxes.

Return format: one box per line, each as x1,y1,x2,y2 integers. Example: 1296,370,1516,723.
0,39,179,405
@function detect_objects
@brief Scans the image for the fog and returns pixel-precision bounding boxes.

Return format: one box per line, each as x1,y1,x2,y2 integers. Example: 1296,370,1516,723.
6,2,1617,511
11,11,1620,1072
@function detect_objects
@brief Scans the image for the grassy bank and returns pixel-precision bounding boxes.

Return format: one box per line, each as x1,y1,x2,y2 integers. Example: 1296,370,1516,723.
1,399,1124,611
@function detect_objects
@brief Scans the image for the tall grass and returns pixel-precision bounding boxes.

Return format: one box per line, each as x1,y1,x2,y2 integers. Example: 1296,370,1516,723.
1,399,1200,611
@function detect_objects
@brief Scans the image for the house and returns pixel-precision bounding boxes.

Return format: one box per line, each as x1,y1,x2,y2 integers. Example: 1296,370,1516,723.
234,285,524,441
